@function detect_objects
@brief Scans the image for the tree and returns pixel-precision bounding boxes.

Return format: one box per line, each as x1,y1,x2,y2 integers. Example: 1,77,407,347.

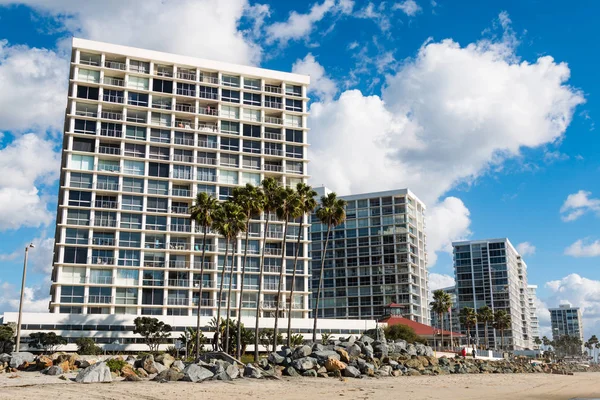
258,328,284,350
273,186,300,351
28,332,67,353
430,290,452,350
0,325,15,353
542,335,551,351
384,324,423,344
289,333,304,347
189,192,220,359
313,192,347,343
76,337,102,355
133,317,172,353
254,177,280,361
286,183,317,346
232,184,264,359
533,336,542,349
459,307,477,347
179,327,206,357
477,306,494,350
213,200,246,354
493,310,511,351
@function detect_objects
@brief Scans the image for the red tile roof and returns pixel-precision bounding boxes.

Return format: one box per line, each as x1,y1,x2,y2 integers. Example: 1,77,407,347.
379,316,464,337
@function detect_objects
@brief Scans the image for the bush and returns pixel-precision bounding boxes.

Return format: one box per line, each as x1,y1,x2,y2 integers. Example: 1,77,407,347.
384,324,424,344
0,325,15,354
76,337,103,355
240,354,255,364
106,358,127,373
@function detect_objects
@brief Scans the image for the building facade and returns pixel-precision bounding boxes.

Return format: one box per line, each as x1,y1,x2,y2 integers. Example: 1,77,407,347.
310,187,429,324
50,38,312,320
528,285,540,347
550,304,584,342
430,285,460,335
453,238,532,350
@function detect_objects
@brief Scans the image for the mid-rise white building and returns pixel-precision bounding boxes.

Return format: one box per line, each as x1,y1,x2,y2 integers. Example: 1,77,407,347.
550,304,584,342
528,285,540,347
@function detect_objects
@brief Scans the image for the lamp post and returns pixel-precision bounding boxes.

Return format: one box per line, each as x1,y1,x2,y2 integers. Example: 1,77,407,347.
15,243,35,352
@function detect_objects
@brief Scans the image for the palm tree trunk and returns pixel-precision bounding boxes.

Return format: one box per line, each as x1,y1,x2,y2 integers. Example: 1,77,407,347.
312,223,332,343
467,327,471,348
440,312,444,351
236,219,251,359
273,217,289,352
216,238,230,352
254,215,270,361
195,225,208,359
225,240,237,354
484,321,488,351
501,328,504,351
287,219,303,346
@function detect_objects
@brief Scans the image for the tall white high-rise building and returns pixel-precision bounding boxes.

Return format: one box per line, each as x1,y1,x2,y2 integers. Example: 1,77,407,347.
452,238,533,350
50,38,312,319
550,304,584,342
528,285,540,347
310,187,429,324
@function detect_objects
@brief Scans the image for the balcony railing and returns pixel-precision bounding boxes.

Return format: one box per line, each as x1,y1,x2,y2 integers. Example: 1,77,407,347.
91,237,115,246
263,164,283,172
169,260,191,269
264,85,282,94
75,110,98,118
264,148,283,157
266,231,284,239
192,298,214,307
93,219,117,228
171,206,189,214
171,189,191,197
193,261,215,270
95,182,119,191
198,91,219,100
95,200,118,209
103,94,124,103
176,88,196,97
103,76,125,87
167,242,191,250
263,265,281,273
198,140,218,149
142,279,164,287
264,132,282,140
105,60,126,70
197,157,217,166
264,116,283,125
100,128,122,138
173,137,194,146
177,71,196,81
198,123,218,133
262,300,284,308
143,261,165,268
264,248,282,256
199,75,219,85
101,111,122,120
171,224,192,232
98,146,121,155
88,295,112,304
264,101,283,109
167,298,189,306
89,256,114,265
167,279,190,287
87,276,113,285
175,103,196,113
80,58,100,66
173,154,194,163
198,106,218,116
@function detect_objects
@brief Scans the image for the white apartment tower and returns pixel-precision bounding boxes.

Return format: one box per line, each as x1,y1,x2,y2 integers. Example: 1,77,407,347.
453,238,533,350
528,285,540,347
550,304,584,342
311,187,429,324
50,38,311,319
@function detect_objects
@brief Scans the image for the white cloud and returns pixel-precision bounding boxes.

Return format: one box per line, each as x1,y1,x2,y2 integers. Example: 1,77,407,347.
560,190,600,222
393,0,422,16
265,0,352,45
1,0,263,65
426,197,472,266
0,133,61,231
429,273,455,291
516,241,536,256
355,2,390,31
564,239,600,257
292,53,337,102
0,40,67,131
0,280,50,314
347,41,359,50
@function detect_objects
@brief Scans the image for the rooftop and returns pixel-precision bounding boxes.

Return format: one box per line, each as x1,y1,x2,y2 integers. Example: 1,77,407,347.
379,315,464,337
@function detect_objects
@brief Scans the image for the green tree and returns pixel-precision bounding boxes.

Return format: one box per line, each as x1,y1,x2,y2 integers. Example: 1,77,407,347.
384,324,424,344
133,317,172,353
232,184,264,359
179,327,206,357
493,310,511,351
289,333,304,347
258,328,284,350
254,177,280,361
542,335,551,351
76,337,102,355
28,332,67,353
189,192,220,359
533,336,542,349
0,325,15,353
286,183,317,346
459,307,477,347
430,290,452,350
213,200,246,354
477,306,494,350
313,192,347,343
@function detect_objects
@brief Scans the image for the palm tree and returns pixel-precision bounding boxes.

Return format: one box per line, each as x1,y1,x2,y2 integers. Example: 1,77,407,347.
272,186,300,351
477,306,494,350
189,192,219,359
312,192,347,343
430,290,452,350
286,183,317,346
542,335,551,351
213,200,246,354
254,177,280,361
493,309,511,351
232,184,264,360
459,307,477,348
533,336,542,350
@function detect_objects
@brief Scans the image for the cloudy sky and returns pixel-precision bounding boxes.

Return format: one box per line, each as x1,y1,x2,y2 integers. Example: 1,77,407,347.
0,0,599,338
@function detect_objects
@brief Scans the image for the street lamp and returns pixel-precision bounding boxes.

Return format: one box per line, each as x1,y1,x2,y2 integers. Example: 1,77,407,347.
15,243,34,352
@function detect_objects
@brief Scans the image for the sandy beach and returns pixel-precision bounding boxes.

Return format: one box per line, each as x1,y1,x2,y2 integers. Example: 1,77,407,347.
1,372,600,400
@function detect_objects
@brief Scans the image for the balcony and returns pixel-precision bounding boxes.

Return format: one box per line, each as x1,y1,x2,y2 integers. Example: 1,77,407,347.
99,128,122,138
193,261,215,270
199,280,216,288
198,106,218,116
241,300,258,308
105,60,126,70
88,295,112,304
87,276,113,285
142,279,164,287
167,279,190,287
126,113,147,124
264,248,282,256
95,200,118,209
175,119,195,130
143,261,165,268
199,75,219,85
93,219,117,228
264,131,282,141
167,242,191,250
173,137,194,146
197,157,217,166
175,103,196,113
198,140,218,149
264,85,282,94
169,260,191,269
89,256,114,265
103,94,124,104
262,300,284,308
75,109,98,118
263,164,283,173
176,88,196,97
95,182,119,191
172,154,194,163
91,237,115,246
198,91,219,100
103,76,125,87
167,298,189,306
264,101,283,109
171,224,192,233
171,188,191,197
264,148,283,157
177,70,196,81
171,206,189,214
264,116,283,125
98,146,121,156
192,298,215,307
198,123,218,133
264,265,281,273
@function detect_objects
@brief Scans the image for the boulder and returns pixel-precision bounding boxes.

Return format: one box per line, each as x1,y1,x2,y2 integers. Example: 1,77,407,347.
359,335,374,345
373,341,388,358
55,354,79,370
136,367,149,378
268,352,285,365
312,350,340,363
153,369,184,382
124,373,141,381
405,358,424,370
75,362,113,383
324,358,347,372
46,366,63,376
225,364,240,380
336,348,350,363
125,356,137,366
172,360,185,371
155,353,175,369
57,360,70,373
243,363,263,379
182,364,214,382
405,344,417,356
343,365,361,378
0,353,11,363
312,343,324,352
406,368,421,376
285,366,300,377
292,345,312,360
347,344,362,358
257,358,269,369
303,369,318,377
9,352,35,369
291,357,317,371
142,355,166,374
378,365,392,376
438,357,450,366
36,355,53,369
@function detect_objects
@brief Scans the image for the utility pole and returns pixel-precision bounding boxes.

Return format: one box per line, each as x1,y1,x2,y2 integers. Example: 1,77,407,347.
15,243,35,352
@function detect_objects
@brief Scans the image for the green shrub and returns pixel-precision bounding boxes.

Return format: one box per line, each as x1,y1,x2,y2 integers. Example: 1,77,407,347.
106,358,127,373
384,324,424,344
76,337,102,355
240,354,255,364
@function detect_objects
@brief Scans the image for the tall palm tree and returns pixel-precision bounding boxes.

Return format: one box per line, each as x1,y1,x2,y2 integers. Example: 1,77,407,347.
459,307,477,348
232,184,264,359
286,183,317,346
493,309,511,351
272,187,300,351
189,192,219,359
430,290,452,350
477,306,494,350
312,192,347,343
254,177,280,361
213,200,246,354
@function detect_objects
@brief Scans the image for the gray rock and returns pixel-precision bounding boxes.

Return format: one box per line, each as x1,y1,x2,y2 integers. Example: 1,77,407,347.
378,365,392,376
152,369,184,382
209,363,225,375
292,357,317,371
225,364,240,380
285,366,300,377
9,352,34,368
373,341,389,358
424,346,434,357
155,353,175,368
257,358,269,369
406,344,417,356
343,365,361,378
359,335,374,345
46,366,63,376
347,344,362,358
415,344,427,356
75,362,112,383
0,353,11,363
292,345,313,360
303,369,318,377
312,343,324,352
312,350,340,363
182,364,214,382
279,347,292,357
268,352,285,365
172,360,185,371
125,356,137,366
244,363,263,379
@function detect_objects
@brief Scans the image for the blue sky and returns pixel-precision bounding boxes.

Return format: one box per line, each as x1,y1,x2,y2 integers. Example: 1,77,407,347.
0,0,598,338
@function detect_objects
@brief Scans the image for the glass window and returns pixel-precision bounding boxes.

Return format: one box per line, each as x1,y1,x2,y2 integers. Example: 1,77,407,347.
123,160,145,176
123,177,143,193
285,114,302,127
286,129,303,143
122,195,143,211
146,215,167,231
124,143,145,158
76,85,99,100
222,75,240,87
116,288,138,305
222,89,240,103
219,170,238,185
197,167,216,182
63,246,88,264
243,77,261,90
152,78,173,93
60,286,85,303
221,120,239,134
285,98,303,112
66,209,90,226
65,228,89,244
243,140,261,154
243,92,261,106
149,162,169,177
129,60,150,74
242,108,260,122
219,186,233,201
221,105,239,119
148,180,168,195
128,76,149,90
243,124,260,138
220,153,239,167
241,172,260,186
128,91,149,106
220,138,239,152
119,232,141,248
77,68,100,83
70,155,94,171
97,159,120,173
120,213,142,229
147,197,168,212
118,249,140,266
242,155,260,170
126,125,146,140
285,84,302,96
197,184,216,196
68,190,92,207
74,119,97,134
70,172,93,189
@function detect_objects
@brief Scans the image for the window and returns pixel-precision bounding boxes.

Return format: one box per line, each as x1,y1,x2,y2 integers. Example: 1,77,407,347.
97,159,120,173
126,125,146,140
222,75,240,87
198,85,218,100
60,286,84,303
242,108,260,122
78,68,100,83
119,249,140,266
123,160,145,176
220,138,239,152
241,172,260,186
63,246,88,264
149,146,170,160
285,84,302,96
103,89,124,103
117,269,139,286
242,156,260,170
243,124,261,138
129,60,150,74
148,180,168,195
243,140,261,154
285,98,303,112
244,77,260,90
119,232,141,248
285,114,302,127
149,162,169,177
70,155,94,171
65,228,88,244
128,76,149,90
243,92,261,106
74,119,97,134
124,143,145,158
76,85,99,100
265,127,282,140
221,121,239,135
116,288,138,305
222,89,240,103
220,154,239,168
151,112,171,127
152,95,172,110
219,170,238,185
286,145,303,159
122,195,143,211
123,177,144,193
221,105,239,119
153,78,173,93
146,215,167,231
219,186,233,201
61,266,86,284
286,129,303,143
70,172,93,189
120,213,142,229
173,165,192,180
264,95,282,109
197,184,216,196
150,129,170,143
128,91,149,106
197,167,216,182
142,288,164,305
147,197,168,213
68,190,92,207
67,209,90,226
177,82,195,97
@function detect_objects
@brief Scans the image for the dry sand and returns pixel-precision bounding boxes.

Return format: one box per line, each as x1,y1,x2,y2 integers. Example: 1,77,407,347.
1,371,600,400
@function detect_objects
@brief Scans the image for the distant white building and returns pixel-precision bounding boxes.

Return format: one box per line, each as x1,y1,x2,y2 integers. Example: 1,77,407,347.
550,304,584,342
528,285,540,347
